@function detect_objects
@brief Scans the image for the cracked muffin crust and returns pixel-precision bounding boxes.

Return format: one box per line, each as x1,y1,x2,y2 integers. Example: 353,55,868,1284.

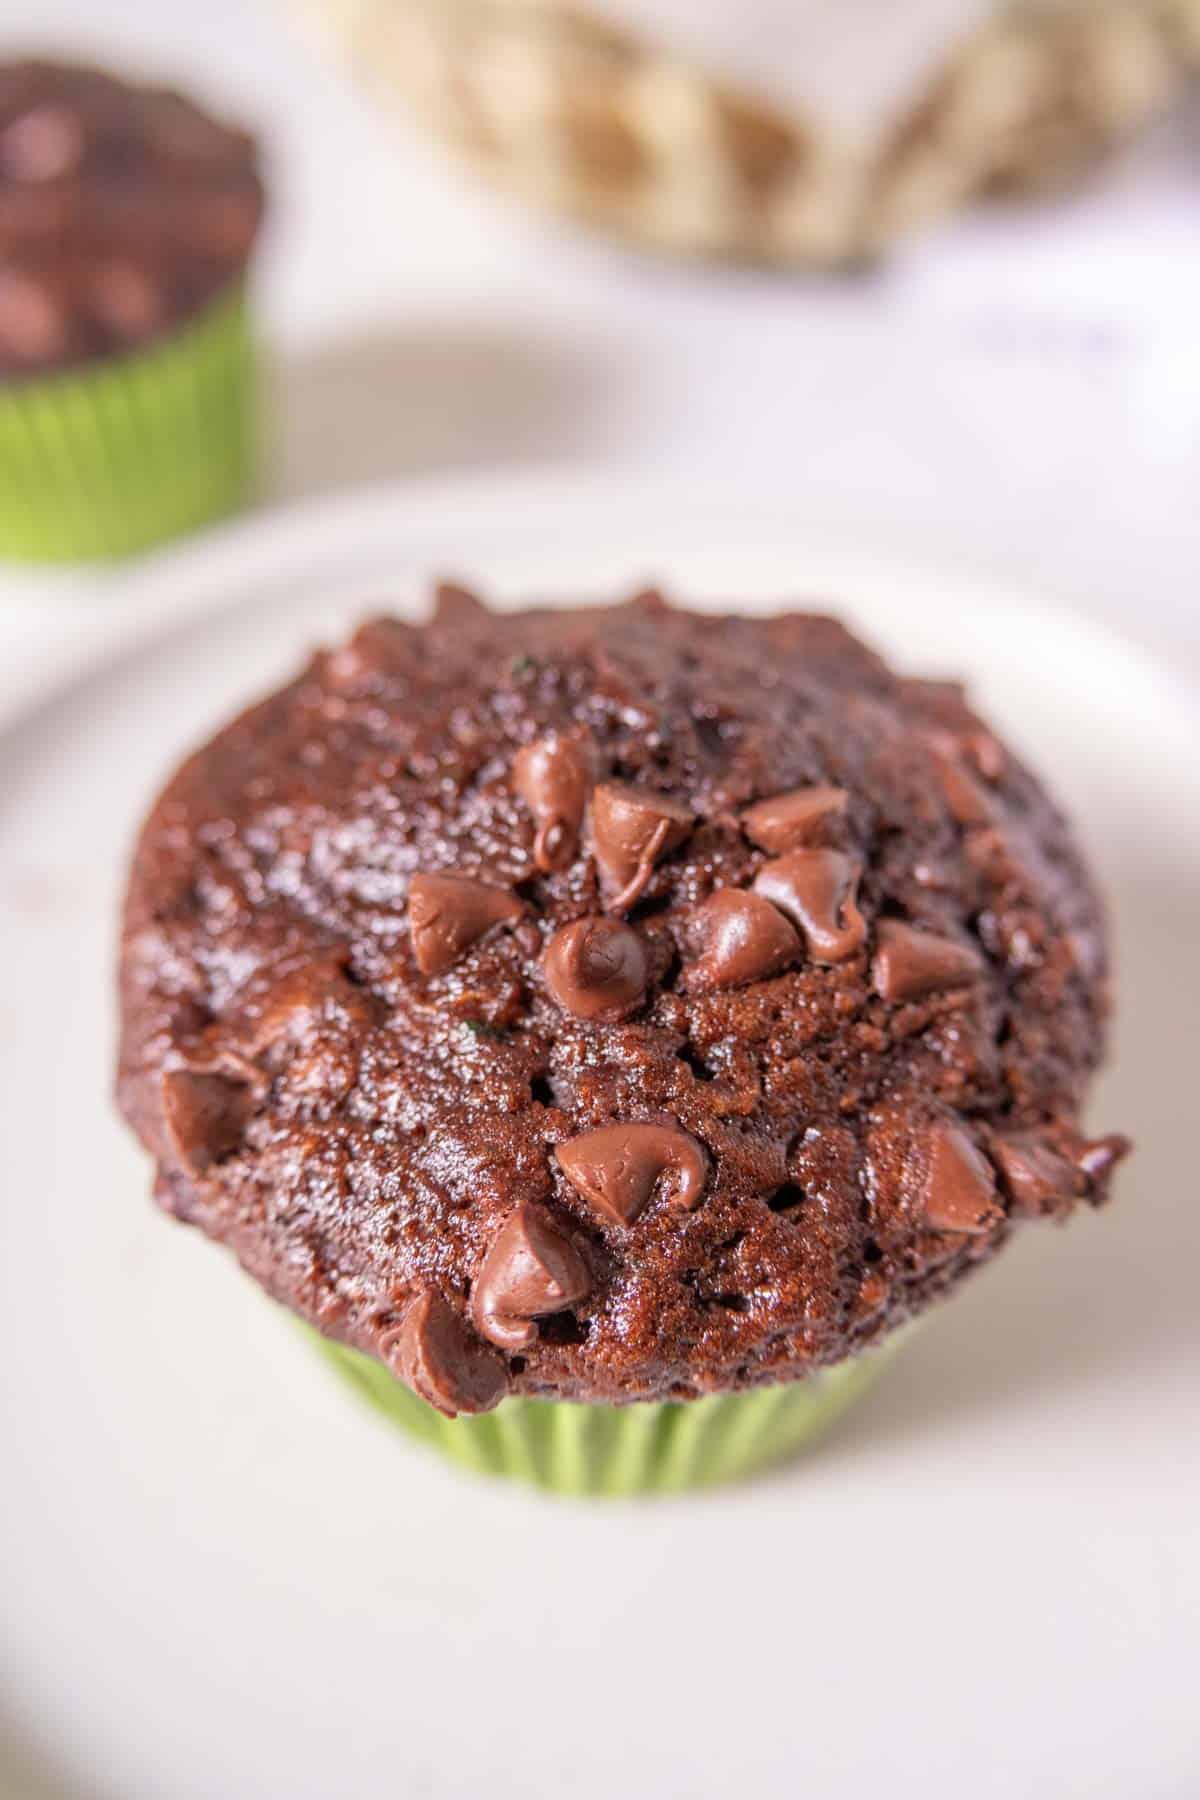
117,587,1129,1414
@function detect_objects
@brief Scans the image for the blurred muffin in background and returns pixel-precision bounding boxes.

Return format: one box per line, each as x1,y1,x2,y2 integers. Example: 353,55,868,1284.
295,0,1199,263
0,60,264,562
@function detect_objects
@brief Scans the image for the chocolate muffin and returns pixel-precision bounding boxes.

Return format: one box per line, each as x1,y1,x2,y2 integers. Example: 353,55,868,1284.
117,587,1129,1492
0,59,264,559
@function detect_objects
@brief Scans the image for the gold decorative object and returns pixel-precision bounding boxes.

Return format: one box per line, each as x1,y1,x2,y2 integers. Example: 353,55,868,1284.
293,0,1200,262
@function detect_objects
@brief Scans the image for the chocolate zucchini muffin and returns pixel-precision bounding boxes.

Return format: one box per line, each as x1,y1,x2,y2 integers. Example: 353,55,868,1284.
117,587,1128,1492
0,59,264,558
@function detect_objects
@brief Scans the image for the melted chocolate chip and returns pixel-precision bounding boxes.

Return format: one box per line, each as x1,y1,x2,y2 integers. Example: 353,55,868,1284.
160,1065,255,1175
543,916,648,1020
963,729,1006,783
556,1121,709,1224
381,1289,507,1417
921,1122,1003,1235
740,785,848,852
432,581,487,624
512,733,594,872
408,873,525,976
965,826,1028,890
752,849,866,964
471,1202,591,1351
871,919,984,1002
991,1132,1086,1219
1075,1134,1132,1191
687,889,800,991
590,782,692,912
928,739,993,825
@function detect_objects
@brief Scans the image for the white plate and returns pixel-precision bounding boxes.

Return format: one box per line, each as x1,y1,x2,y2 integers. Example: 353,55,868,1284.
0,480,1196,1800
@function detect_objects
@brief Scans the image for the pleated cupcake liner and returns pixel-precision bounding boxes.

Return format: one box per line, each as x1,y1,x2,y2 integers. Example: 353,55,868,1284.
0,282,256,563
309,1328,899,1497
290,0,1200,264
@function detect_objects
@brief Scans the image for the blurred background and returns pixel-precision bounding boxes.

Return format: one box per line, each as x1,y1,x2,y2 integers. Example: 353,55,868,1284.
1,0,1197,666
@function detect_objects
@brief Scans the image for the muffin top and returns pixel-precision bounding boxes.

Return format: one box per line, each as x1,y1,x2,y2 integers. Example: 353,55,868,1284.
0,59,263,378
117,588,1128,1413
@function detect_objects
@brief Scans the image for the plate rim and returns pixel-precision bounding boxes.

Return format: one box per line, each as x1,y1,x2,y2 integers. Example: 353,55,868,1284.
1,470,1196,739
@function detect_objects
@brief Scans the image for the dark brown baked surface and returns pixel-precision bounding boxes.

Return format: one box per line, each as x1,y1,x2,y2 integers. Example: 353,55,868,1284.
0,59,263,378
116,589,1129,1412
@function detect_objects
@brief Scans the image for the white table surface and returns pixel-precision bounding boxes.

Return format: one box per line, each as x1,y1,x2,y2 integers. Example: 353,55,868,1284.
1,0,1199,688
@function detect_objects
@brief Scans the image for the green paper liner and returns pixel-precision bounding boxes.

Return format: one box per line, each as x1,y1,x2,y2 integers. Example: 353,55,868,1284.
310,1329,900,1496
0,282,255,562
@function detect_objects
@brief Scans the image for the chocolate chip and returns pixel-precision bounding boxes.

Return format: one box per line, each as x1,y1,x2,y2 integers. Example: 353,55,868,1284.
871,919,984,1002
1075,1133,1132,1191
556,1121,709,1224
991,1132,1086,1219
380,1290,507,1417
965,826,1027,889
319,618,410,692
432,581,487,624
470,1203,591,1350
963,729,1006,783
408,873,525,975
740,785,848,852
921,1122,1002,1235
160,1065,255,1174
752,850,865,964
512,733,594,872
928,738,993,825
590,781,692,912
1,102,84,181
543,916,648,1020
687,889,800,991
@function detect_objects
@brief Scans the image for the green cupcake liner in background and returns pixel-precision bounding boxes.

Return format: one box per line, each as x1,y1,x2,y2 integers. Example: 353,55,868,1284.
0,282,256,563
309,1328,900,1497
